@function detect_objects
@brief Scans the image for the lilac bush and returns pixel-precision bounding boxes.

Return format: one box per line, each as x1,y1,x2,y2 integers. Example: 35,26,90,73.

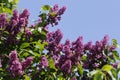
0,1,120,80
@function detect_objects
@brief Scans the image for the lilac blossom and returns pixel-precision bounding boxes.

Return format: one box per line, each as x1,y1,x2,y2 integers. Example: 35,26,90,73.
84,41,93,50
82,35,114,70
63,39,72,58
8,50,24,77
57,6,66,15
61,59,72,74
39,55,48,69
25,27,32,36
6,9,29,36
72,36,84,54
10,9,19,27
46,29,63,54
19,9,30,27
48,4,66,26
20,9,30,18
112,62,118,69
0,13,7,28
21,56,33,69
102,35,109,46
56,54,72,74
51,4,59,12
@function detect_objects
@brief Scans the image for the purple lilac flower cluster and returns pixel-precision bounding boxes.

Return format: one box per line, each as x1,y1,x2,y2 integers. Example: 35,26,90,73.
83,35,115,70
8,50,24,77
46,29,116,74
48,4,66,26
7,9,30,35
0,9,31,45
55,36,84,74
8,50,33,77
46,29,63,55
0,13,7,28
39,55,49,70
0,4,66,46
21,56,33,69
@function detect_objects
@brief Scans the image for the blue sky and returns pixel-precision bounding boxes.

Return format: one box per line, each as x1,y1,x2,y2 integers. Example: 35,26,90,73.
18,0,120,44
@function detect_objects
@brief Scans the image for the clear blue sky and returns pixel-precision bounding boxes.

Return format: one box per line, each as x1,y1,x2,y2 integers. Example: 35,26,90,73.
18,0,120,44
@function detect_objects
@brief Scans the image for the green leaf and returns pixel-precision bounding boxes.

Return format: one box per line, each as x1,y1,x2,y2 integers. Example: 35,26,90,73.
112,39,120,48
8,0,13,3
3,7,12,14
20,43,30,49
112,51,120,60
41,5,51,11
40,30,47,40
50,12,57,17
88,70,100,77
34,40,46,53
82,54,87,61
77,63,83,76
102,64,113,72
24,75,31,80
34,52,41,57
13,0,19,3
112,39,117,46
57,76,66,80
107,71,116,80
93,72,103,80
49,58,57,71
111,69,117,79
39,13,47,21
28,50,34,56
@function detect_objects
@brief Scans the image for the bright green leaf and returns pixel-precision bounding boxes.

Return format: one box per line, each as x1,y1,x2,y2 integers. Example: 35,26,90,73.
8,0,13,3
49,58,57,71
77,63,83,76
82,54,87,61
88,70,100,77
24,75,31,80
102,64,113,72
20,43,30,49
28,50,34,56
93,72,103,80
41,5,51,11
13,0,19,3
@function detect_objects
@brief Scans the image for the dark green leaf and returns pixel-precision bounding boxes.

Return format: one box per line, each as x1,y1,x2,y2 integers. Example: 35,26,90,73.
39,13,47,19
111,69,117,79
112,51,120,60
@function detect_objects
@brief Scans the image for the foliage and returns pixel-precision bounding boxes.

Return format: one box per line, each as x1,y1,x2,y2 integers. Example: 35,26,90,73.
0,1,120,80
0,0,18,15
